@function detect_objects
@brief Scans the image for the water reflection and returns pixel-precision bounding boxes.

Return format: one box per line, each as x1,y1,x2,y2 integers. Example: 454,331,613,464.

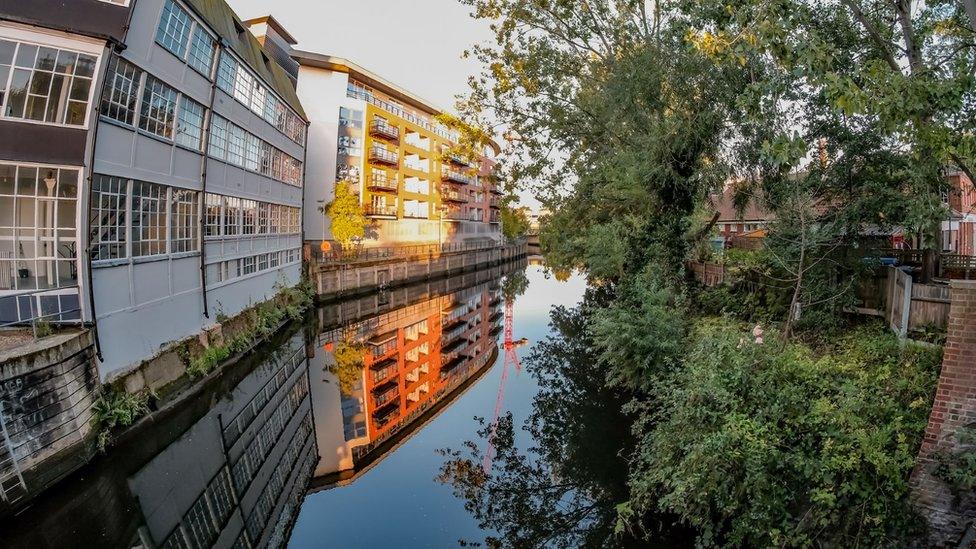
1,260,526,549
309,265,510,489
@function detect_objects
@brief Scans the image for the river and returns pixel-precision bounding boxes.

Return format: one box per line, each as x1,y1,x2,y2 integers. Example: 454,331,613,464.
2,259,613,549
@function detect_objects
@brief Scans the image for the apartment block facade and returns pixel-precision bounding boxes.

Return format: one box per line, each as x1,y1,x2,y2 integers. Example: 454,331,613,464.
310,275,504,481
240,21,502,249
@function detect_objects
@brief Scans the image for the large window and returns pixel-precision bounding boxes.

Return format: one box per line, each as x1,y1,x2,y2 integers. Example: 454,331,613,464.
170,188,198,253
155,0,216,77
204,193,222,237
0,163,79,291
175,95,205,150
91,175,127,261
207,115,303,187
92,175,200,262
214,51,305,145
0,38,97,127
203,193,298,239
223,196,241,236
131,181,167,257
139,76,178,139
100,55,141,125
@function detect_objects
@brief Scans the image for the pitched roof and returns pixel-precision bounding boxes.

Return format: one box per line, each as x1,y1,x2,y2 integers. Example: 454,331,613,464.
183,0,306,119
711,187,774,222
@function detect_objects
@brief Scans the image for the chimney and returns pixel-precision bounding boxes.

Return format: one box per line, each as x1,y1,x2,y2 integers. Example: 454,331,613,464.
244,15,300,88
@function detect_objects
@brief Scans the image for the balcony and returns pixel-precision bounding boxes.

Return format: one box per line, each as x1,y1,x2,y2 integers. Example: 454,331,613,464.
364,204,398,218
444,210,478,222
490,186,504,195
490,197,501,209
374,404,399,427
369,119,400,141
489,212,501,224
373,381,399,408
369,146,399,166
368,172,398,192
447,153,473,167
441,168,474,185
371,357,398,383
440,186,468,204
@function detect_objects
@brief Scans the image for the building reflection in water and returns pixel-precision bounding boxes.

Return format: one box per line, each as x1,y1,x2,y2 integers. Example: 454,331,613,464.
0,262,519,549
130,333,316,549
308,265,509,489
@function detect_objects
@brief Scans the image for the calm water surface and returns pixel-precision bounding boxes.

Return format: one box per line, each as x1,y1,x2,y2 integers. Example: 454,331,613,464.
2,260,590,549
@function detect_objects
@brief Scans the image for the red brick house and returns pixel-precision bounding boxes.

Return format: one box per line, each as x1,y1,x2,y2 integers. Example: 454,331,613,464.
942,171,976,255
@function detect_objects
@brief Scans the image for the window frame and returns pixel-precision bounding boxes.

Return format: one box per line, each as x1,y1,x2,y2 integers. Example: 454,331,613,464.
0,27,103,130
154,0,217,79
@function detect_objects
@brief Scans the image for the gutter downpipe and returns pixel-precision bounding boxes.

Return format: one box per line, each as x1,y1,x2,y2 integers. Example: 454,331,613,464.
198,39,225,319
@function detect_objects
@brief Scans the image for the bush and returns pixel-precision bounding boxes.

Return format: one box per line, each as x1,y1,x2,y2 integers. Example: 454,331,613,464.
627,319,941,547
92,387,155,451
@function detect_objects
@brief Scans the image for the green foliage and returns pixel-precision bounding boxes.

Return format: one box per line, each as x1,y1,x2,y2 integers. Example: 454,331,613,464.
187,281,312,380
323,180,366,247
330,341,366,396
33,319,54,338
591,273,685,394
934,426,976,495
499,204,530,240
92,387,155,451
629,320,941,547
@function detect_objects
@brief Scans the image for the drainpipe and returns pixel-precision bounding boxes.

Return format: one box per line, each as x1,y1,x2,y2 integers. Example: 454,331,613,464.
84,40,129,362
198,40,226,319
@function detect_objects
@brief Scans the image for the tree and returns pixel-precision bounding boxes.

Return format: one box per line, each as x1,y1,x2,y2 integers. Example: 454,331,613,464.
499,204,530,240
629,319,941,547
322,181,366,248
329,340,366,396
438,290,690,547
459,0,752,284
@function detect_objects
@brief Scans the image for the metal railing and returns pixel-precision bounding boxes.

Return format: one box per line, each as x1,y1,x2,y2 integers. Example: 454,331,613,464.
0,285,82,327
369,119,400,141
367,173,398,192
440,186,468,203
312,238,507,265
442,168,474,185
369,146,399,165
363,204,398,218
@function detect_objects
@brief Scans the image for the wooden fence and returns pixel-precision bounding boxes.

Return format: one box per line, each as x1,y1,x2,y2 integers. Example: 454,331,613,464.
690,260,952,337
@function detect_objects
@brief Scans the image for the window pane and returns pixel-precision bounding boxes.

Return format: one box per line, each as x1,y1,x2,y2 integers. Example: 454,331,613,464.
204,193,222,238
55,50,77,74
223,196,240,236
35,47,57,71
92,175,127,260
131,181,166,257
175,96,205,150
14,44,37,68
155,0,192,60
139,76,178,138
208,115,227,159
187,26,215,76
6,68,29,118
75,55,96,78
0,40,15,65
170,188,198,253
100,55,141,125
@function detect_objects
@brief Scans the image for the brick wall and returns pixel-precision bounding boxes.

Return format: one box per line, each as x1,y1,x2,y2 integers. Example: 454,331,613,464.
911,279,976,546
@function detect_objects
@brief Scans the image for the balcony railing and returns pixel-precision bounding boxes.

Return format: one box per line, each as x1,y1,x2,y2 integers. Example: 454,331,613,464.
369,119,400,141
489,197,501,209
363,204,398,218
440,186,468,203
369,146,399,166
444,210,481,222
368,173,398,192
447,153,473,167
442,168,474,185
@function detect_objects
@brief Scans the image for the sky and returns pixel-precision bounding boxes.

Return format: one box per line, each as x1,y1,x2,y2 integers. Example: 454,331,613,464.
226,0,490,119
226,0,543,211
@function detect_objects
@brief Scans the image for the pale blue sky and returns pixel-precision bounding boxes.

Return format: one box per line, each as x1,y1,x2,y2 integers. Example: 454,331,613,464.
228,0,492,116
228,0,540,210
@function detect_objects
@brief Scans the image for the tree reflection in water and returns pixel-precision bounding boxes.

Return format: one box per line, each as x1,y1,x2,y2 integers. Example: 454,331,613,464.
438,287,688,548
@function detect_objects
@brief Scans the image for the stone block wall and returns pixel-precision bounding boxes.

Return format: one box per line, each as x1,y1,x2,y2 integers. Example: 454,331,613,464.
911,279,976,546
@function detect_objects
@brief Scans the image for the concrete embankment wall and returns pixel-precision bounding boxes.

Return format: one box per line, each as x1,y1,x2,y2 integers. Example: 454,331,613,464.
0,330,99,511
311,242,528,300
